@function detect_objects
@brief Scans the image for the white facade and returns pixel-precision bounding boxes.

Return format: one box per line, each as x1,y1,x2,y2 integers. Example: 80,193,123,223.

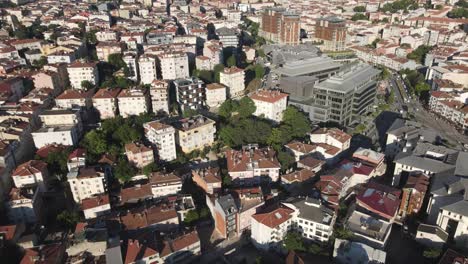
144,121,177,162
68,171,106,203
219,67,245,98
32,126,80,148
250,90,288,122
139,55,157,84
205,83,226,108
92,88,120,119
150,81,169,114
176,116,216,153
83,203,111,219
117,89,149,118
67,63,99,90
437,204,468,248
159,52,190,80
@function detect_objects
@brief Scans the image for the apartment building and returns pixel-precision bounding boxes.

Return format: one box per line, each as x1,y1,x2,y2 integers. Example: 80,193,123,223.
310,128,351,152
7,187,44,224
138,55,158,85
149,172,182,198
436,200,468,248
174,78,205,111
159,51,189,80
96,41,122,62
314,17,347,52
397,172,430,220
261,7,300,45
12,160,48,189
192,167,222,195
32,109,83,148
202,40,223,70
67,61,99,90
205,83,226,108
150,80,169,114
123,52,139,81
251,197,336,250
55,89,93,110
117,89,149,118
67,148,86,171
173,115,216,153
81,194,111,219
92,88,121,119
250,89,288,122
219,67,245,98
125,142,154,168
216,27,239,48
143,121,177,162
226,145,281,185
67,167,106,203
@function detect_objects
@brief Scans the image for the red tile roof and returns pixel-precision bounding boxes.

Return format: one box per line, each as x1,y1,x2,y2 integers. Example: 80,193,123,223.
226,147,280,173
93,88,121,99
13,160,47,178
251,204,294,229
250,89,288,104
282,169,315,184
124,239,158,264
356,182,401,220
68,148,86,160
311,128,351,143
81,194,110,210
36,144,67,159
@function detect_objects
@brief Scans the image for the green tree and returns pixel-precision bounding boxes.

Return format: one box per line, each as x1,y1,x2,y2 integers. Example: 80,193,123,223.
423,248,441,259
81,80,95,90
218,99,238,119
448,8,468,18
227,55,237,67
254,65,265,79
415,82,430,96
351,13,368,21
184,209,199,225
82,130,107,155
213,64,225,83
183,109,198,118
114,158,136,183
198,70,214,83
85,30,97,44
334,227,354,239
353,6,366,12
238,97,256,118
267,127,288,150
57,211,79,229
283,232,305,251
456,0,468,8
282,106,310,139
142,162,158,176
407,45,432,64
108,53,126,71
32,56,48,68
44,149,71,178
277,150,295,172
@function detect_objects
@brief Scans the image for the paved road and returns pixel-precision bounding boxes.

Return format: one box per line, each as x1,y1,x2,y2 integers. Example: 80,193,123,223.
390,74,468,146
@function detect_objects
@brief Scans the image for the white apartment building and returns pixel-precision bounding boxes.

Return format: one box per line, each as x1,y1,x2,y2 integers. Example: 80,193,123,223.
205,83,226,108
143,121,177,162
81,194,111,219
251,197,336,250
67,61,99,90
117,89,149,118
150,80,169,114
95,31,118,42
92,88,121,119
32,126,81,148
436,200,468,248
55,89,93,110
219,67,245,98
174,115,216,153
250,89,288,122
310,128,351,151
96,41,122,62
67,167,106,203
149,172,182,198
12,160,48,189
67,148,86,171
123,52,139,81
39,109,82,127
159,51,189,80
138,55,158,85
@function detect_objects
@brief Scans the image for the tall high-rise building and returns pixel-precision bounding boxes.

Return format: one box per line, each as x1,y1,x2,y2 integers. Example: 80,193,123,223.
261,7,300,45
314,17,347,51
174,77,205,111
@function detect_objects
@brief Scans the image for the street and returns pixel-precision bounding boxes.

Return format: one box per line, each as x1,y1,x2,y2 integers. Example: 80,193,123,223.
389,74,468,146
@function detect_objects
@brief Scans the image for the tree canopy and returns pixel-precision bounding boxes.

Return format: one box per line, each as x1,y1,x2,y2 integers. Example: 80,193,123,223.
227,55,237,67
407,45,432,64
351,13,368,21
379,0,418,13
283,232,306,252
353,6,366,12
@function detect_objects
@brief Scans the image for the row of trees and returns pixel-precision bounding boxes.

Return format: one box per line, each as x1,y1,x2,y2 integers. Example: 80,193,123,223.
379,0,418,13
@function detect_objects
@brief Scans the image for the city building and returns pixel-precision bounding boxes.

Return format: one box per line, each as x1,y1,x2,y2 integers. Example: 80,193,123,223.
123,52,139,81
67,61,99,90
260,7,300,45
159,51,190,80
333,239,386,264
174,77,205,111
205,83,226,108
149,172,182,198
32,109,83,148
139,55,158,85
81,194,111,219
67,167,106,203
125,142,154,168
92,88,121,119
202,40,223,70
12,160,48,189
117,89,149,118
6,187,44,224
150,80,169,114
144,121,177,162
314,17,347,52
397,172,430,220
250,89,288,123
219,67,245,98
173,115,216,153
192,167,222,195
289,64,380,126
96,41,122,62
55,89,93,110
226,145,280,185
67,148,86,171
216,27,239,48
436,200,468,248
